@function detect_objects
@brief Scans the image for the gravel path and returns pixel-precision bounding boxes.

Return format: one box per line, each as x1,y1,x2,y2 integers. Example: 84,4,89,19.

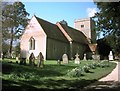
99,61,120,82
83,61,120,91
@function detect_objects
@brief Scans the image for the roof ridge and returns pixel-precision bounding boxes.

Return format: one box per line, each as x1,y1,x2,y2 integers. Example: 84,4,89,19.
33,15,68,43
35,15,56,26
60,23,89,44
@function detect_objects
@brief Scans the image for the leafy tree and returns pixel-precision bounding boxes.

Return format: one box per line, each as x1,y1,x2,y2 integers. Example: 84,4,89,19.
2,1,29,57
15,42,20,57
94,2,120,54
2,42,10,58
97,38,111,60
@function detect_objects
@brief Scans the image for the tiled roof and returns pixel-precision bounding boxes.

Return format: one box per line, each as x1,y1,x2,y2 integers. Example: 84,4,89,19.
35,16,89,44
35,16,68,42
60,23,89,44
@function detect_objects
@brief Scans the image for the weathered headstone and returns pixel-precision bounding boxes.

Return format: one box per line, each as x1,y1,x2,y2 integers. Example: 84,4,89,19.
16,57,19,64
62,54,68,64
0,52,3,60
74,53,80,64
109,51,114,61
57,60,61,65
20,50,27,65
83,53,87,60
37,52,44,68
92,54,100,60
16,57,19,61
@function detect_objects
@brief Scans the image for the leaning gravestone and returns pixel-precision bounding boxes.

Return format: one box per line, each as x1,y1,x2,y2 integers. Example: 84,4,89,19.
109,51,114,61
62,54,68,64
74,53,80,64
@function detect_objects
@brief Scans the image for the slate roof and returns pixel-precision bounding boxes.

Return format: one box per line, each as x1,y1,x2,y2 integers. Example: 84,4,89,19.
60,23,89,44
35,16,68,42
35,16,89,44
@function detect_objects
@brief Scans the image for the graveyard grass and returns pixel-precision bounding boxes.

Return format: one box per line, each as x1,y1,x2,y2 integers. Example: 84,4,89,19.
2,59,116,91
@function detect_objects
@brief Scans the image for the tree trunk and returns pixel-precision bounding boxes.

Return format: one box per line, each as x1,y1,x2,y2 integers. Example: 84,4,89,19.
9,28,14,58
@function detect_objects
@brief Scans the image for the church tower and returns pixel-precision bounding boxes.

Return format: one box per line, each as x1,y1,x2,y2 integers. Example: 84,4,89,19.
74,17,96,43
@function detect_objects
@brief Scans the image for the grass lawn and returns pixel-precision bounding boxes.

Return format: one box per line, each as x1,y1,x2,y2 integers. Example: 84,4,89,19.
1,59,116,91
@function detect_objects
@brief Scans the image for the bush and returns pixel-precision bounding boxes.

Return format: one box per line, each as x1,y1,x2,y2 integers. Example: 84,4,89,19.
8,73,18,79
90,64,96,69
82,66,90,73
105,63,110,67
87,64,96,69
96,63,101,67
100,63,110,68
8,72,37,80
66,68,82,77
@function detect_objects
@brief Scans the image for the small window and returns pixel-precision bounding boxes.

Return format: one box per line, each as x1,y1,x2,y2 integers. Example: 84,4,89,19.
29,37,35,50
81,25,84,28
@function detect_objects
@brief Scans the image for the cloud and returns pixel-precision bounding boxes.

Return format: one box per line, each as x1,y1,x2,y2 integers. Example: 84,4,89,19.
87,8,97,17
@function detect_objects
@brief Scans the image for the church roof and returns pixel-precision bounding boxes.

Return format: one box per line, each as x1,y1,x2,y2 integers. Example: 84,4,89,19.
59,23,89,44
35,16,89,44
35,16,68,42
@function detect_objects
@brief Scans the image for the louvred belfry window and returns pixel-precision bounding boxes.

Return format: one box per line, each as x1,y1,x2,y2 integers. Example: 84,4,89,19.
29,37,35,50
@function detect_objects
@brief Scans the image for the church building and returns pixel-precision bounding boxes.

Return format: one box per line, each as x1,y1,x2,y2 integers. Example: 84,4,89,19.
74,17,96,43
20,15,94,60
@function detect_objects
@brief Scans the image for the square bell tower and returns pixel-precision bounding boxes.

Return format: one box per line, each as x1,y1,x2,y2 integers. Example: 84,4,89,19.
74,17,96,43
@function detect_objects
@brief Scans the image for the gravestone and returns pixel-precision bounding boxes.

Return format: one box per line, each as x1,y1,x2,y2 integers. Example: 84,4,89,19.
62,54,68,64
74,53,80,64
109,51,114,61
20,51,26,65
16,57,19,61
83,53,87,60
92,54,100,60
0,52,3,60
57,60,61,65
16,57,19,64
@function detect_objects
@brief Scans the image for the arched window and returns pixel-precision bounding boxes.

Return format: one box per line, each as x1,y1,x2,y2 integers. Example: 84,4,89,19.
29,37,35,50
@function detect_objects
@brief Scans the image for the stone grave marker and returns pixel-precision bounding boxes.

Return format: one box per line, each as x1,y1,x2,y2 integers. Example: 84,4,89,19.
62,54,68,64
83,53,87,60
16,57,19,64
74,53,80,64
0,52,3,60
109,51,114,61
92,54,100,60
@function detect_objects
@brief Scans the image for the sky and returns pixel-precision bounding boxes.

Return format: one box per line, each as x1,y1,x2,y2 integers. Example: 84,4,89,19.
22,2,98,27
3,0,98,27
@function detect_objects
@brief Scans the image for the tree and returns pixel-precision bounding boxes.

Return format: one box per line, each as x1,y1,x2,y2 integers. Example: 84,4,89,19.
15,42,20,57
2,1,29,57
94,2,120,54
2,42,10,58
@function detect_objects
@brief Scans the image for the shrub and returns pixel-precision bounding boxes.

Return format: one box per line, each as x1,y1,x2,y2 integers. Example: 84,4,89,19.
66,68,82,77
8,73,18,79
105,63,110,67
99,63,110,68
86,62,100,69
87,64,96,69
82,66,90,73
96,63,101,67
92,62,97,66
8,72,37,80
